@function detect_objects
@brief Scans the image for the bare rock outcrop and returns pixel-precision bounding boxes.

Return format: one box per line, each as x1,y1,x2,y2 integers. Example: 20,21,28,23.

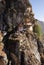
0,31,8,65
0,0,44,65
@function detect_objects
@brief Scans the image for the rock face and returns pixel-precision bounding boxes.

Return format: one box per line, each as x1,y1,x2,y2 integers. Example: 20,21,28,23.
37,38,44,65
0,31,8,65
0,0,32,31
11,32,41,65
0,0,44,65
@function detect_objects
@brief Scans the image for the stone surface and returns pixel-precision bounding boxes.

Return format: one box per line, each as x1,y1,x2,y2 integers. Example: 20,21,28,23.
0,31,8,65
0,0,44,65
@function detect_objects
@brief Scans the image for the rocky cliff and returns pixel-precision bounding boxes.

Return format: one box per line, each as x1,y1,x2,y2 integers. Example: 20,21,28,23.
0,0,44,65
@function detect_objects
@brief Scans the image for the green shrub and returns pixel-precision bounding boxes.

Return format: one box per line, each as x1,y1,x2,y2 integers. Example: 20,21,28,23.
33,23,42,38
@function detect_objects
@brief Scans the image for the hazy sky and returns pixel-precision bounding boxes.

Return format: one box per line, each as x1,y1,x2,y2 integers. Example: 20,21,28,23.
30,0,44,21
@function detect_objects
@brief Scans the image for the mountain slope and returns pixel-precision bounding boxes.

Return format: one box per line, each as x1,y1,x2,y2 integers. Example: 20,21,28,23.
38,21,44,33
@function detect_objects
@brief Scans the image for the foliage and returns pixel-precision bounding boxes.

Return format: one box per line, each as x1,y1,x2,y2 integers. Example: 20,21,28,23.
33,23,42,38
